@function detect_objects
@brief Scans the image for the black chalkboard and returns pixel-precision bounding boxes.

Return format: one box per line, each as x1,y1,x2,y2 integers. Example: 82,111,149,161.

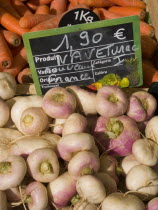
23,15,142,95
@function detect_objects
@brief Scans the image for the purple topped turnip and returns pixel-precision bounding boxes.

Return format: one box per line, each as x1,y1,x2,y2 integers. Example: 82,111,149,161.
145,116,158,144
146,197,158,210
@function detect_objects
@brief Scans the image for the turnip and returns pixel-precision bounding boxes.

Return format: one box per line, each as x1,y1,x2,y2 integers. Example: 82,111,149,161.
99,154,119,183
67,85,97,115
68,151,100,179
101,192,145,210
95,85,128,118
126,91,157,122
62,113,87,136
26,181,48,210
20,107,49,135
126,165,158,199
59,207,73,210
94,115,140,156
42,87,76,119
0,72,17,100
51,118,66,135
47,172,77,208
145,116,158,144
27,148,59,183
0,155,27,190
57,133,96,161
95,172,117,195
73,199,97,210
146,197,158,210
76,175,106,204
11,95,43,132
120,154,140,174
0,191,7,210
0,98,10,127
6,187,21,203
132,138,158,166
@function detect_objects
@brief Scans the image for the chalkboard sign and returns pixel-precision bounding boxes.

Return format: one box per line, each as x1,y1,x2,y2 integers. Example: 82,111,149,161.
23,15,142,95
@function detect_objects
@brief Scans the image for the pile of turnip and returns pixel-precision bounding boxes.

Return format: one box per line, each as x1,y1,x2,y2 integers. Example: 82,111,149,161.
1,72,158,210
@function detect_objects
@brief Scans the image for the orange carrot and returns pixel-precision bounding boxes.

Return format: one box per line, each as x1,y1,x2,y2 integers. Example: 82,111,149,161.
69,0,115,7
50,0,68,15
142,62,158,87
141,36,158,59
3,47,28,77
108,6,146,20
35,5,50,14
140,21,155,37
10,43,24,57
12,0,33,17
26,0,52,11
0,29,21,47
0,32,13,70
17,67,33,84
0,0,20,18
68,3,90,10
107,0,146,9
19,14,54,29
0,7,30,36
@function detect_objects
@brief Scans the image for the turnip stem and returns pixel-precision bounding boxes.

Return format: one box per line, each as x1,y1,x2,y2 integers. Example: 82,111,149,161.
40,161,53,174
0,162,11,174
22,115,34,127
80,167,94,176
52,93,64,102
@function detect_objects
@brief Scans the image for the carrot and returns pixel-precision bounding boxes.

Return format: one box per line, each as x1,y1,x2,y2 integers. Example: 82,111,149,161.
35,5,50,14
0,29,21,47
19,14,54,29
108,6,146,20
0,7,30,36
142,62,158,87
141,36,158,59
0,32,13,70
12,0,33,17
107,0,146,9
50,0,68,15
140,21,155,37
10,43,24,57
0,0,20,18
69,0,115,7
17,67,33,84
26,0,52,11
68,3,90,10
3,47,28,77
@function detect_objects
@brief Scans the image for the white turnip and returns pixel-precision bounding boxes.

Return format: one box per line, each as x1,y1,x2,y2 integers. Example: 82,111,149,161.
42,87,76,119
27,148,59,183
95,85,128,118
0,98,10,127
126,91,157,122
101,192,145,210
73,199,97,210
76,175,106,204
145,116,158,144
0,155,27,190
26,181,48,210
51,118,66,135
47,172,77,208
126,165,158,199
57,133,96,161
62,113,87,136
0,191,7,210
68,151,100,179
121,154,140,174
146,197,158,210
132,138,158,166
20,107,49,135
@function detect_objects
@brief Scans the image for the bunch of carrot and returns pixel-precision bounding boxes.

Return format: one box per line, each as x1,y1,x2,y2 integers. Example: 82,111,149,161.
0,0,157,87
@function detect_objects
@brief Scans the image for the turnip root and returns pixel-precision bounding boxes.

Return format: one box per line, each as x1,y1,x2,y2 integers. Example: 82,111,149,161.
145,116,158,144
67,85,97,115
20,107,49,135
0,98,10,127
51,118,66,135
42,87,76,119
94,115,140,156
95,172,117,195
73,199,97,210
0,72,17,100
62,113,87,136
132,138,158,166
99,154,118,183
26,181,48,210
95,86,128,118
0,191,7,210
27,148,59,183
11,95,43,132
146,197,158,210
0,155,27,190
101,192,145,210
126,91,157,122
47,172,77,208
76,175,106,204
126,165,158,199
57,133,96,161
120,154,140,174
68,151,100,179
